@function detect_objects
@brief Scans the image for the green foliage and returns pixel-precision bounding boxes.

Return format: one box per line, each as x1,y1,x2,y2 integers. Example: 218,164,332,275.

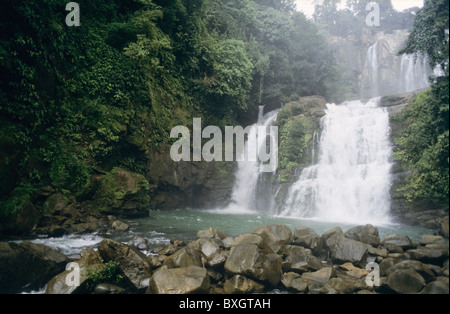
0,0,344,221
86,261,124,290
399,0,449,76
314,0,417,37
92,168,150,213
278,116,314,183
0,183,36,217
394,0,449,205
393,90,449,203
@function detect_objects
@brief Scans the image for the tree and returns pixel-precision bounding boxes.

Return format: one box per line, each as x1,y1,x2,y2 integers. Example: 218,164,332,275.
399,0,449,76
394,0,449,204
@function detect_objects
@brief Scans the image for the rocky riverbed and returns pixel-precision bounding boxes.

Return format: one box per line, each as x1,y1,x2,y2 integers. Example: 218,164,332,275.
0,224,448,294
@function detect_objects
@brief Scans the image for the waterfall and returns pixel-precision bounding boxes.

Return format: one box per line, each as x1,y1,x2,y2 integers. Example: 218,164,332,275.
224,106,279,213
279,98,393,225
399,54,431,93
367,42,379,98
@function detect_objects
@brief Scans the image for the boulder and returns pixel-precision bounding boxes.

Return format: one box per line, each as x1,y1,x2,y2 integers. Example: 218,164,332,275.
339,262,370,278
128,236,151,252
224,275,265,294
0,241,68,293
321,227,345,252
344,224,380,247
231,233,264,248
93,168,150,218
224,243,282,286
46,248,103,294
98,238,151,290
163,241,203,269
197,238,226,268
2,199,40,235
330,235,368,266
93,283,127,294
293,227,321,253
382,235,414,250
385,260,435,283
302,267,334,288
44,193,70,215
251,224,293,250
111,220,129,233
385,269,426,294
407,244,449,265
420,235,446,245
281,245,322,273
327,277,354,294
421,280,449,294
281,272,308,292
197,227,227,240
439,216,449,238
147,266,210,294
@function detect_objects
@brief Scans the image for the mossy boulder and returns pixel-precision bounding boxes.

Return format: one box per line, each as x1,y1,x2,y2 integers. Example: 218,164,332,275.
93,168,150,218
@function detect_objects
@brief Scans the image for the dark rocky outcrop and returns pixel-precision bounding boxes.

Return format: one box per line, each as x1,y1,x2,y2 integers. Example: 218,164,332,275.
146,144,236,210
0,241,68,293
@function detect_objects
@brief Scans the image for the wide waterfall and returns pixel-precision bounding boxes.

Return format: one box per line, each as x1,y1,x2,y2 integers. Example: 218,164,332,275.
224,106,279,214
278,98,393,225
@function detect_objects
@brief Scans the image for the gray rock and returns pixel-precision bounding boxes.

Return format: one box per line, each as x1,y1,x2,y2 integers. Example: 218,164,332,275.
163,241,203,269
439,216,449,238
344,224,380,247
148,266,210,294
408,244,449,265
385,260,435,283
197,238,226,268
293,227,321,252
94,283,127,294
231,233,264,248
385,269,426,294
111,220,129,233
224,243,282,286
128,236,150,251
197,227,227,240
420,280,449,294
224,275,265,294
382,235,414,250
331,235,368,266
302,267,334,287
327,277,354,294
45,246,103,297
251,224,293,251
0,241,68,293
281,245,322,273
281,272,308,292
321,227,345,252
420,235,446,245
98,238,151,290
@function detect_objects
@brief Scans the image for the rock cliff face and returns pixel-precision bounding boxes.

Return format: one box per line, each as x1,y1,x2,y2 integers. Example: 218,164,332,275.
330,29,432,100
146,144,236,210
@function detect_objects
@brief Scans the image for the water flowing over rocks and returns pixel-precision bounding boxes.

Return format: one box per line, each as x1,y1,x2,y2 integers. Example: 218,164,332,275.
4,223,448,294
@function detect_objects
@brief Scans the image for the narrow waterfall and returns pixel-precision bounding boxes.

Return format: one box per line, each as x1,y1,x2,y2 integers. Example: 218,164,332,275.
279,98,393,224
399,54,431,93
225,106,279,213
367,42,379,98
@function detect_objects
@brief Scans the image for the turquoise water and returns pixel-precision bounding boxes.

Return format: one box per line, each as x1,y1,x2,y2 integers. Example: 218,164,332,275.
21,209,436,256
127,209,435,246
